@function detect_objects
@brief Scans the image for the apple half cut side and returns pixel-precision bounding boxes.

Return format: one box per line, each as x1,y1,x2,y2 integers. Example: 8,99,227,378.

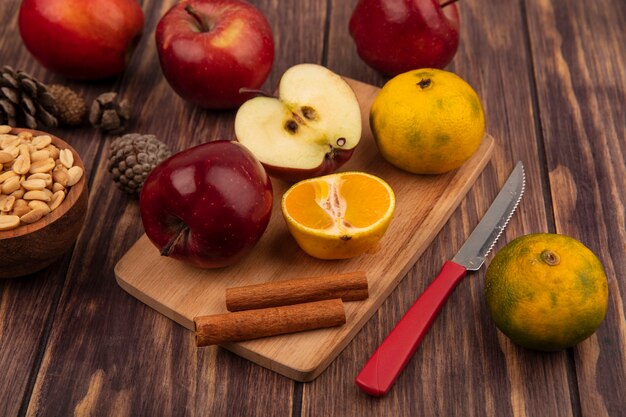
234,63,362,182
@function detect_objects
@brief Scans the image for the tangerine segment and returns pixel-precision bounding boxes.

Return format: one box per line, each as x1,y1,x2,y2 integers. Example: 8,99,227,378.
340,173,393,228
283,180,334,230
281,172,395,260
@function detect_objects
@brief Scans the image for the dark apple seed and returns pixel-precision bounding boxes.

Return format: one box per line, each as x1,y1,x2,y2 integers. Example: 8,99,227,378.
285,120,298,133
301,106,318,120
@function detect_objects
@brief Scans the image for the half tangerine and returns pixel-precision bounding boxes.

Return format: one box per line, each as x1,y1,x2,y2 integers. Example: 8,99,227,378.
281,172,395,259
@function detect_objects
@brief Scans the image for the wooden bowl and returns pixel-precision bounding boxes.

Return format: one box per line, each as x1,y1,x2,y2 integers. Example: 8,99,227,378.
0,128,89,278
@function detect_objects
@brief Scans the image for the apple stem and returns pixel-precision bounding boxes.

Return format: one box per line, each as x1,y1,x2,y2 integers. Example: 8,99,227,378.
185,5,214,32
160,223,189,257
239,87,276,98
439,0,460,8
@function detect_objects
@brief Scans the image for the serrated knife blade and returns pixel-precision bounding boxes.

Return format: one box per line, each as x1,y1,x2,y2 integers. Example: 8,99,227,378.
452,161,526,270
355,161,526,397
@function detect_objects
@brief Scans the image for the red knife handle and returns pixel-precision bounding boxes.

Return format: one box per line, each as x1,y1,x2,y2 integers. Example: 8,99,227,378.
355,260,467,396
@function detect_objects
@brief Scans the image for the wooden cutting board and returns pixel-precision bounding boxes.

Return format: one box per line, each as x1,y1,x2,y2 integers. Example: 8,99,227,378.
114,78,494,382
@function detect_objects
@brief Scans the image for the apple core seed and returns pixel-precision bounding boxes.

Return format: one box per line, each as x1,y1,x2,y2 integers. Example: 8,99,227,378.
301,106,318,120
285,120,298,133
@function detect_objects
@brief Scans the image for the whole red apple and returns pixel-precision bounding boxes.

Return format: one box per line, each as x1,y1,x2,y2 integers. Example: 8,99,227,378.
349,0,460,77
140,140,273,269
155,0,275,109
18,0,144,80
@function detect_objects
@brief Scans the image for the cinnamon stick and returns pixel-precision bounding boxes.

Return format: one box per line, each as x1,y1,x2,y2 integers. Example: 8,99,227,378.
194,299,345,347
225,271,368,312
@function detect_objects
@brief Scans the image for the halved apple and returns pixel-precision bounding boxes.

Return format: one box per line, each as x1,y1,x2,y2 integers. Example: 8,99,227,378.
234,63,362,182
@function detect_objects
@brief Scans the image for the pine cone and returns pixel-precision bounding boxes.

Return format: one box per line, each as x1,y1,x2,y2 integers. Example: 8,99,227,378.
0,66,58,129
48,84,87,126
89,92,131,134
108,133,171,195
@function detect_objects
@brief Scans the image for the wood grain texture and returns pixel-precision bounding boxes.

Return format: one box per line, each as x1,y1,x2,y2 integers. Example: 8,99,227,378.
0,260,70,417
524,0,626,416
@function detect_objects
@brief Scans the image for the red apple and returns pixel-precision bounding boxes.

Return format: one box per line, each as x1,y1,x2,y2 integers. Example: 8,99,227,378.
155,0,275,109
140,141,273,269
349,0,460,77
18,0,144,80
234,64,362,182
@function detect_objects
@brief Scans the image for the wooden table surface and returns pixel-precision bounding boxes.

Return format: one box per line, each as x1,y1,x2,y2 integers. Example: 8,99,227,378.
1,0,624,416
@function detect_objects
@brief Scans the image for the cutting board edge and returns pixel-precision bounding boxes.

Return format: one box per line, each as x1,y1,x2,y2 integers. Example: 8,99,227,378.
114,259,196,330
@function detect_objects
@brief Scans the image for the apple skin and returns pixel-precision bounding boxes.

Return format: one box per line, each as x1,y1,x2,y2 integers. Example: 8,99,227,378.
18,0,144,80
139,140,273,269
349,0,460,77
155,0,275,109
261,147,356,183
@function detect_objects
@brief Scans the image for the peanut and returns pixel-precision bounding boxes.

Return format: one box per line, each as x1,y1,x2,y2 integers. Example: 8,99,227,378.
30,149,50,162
66,166,83,186
14,198,28,209
41,188,53,198
28,173,53,188
10,188,25,199
0,151,13,164
31,135,52,150
21,179,46,191
18,143,30,158
59,148,74,169
20,207,47,224
5,145,19,159
2,175,20,194
23,190,51,202
0,195,15,212
28,200,51,214
13,201,30,217
0,215,20,230
29,158,55,174
0,170,17,184
0,127,80,231
52,182,65,193
13,154,31,175
0,195,14,212
0,135,19,149
17,131,32,141
45,145,60,160
49,190,65,211
52,169,69,187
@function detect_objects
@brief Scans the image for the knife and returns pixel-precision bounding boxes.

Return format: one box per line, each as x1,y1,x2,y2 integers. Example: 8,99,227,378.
355,161,526,397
